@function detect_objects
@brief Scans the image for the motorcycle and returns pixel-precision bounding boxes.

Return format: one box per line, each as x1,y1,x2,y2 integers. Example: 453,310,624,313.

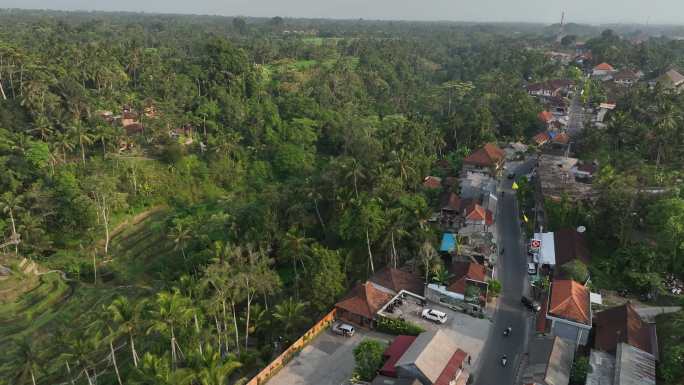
503,327,512,337
501,355,508,367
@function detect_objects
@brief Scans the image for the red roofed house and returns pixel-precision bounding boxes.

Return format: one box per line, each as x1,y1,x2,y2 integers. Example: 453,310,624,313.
533,132,550,146
462,202,494,230
543,279,592,346
593,302,658,355
462,143,505,176
552,132,570,146
447,262,488,300
335,281,394,328
592,62,616,78
394,330,470,385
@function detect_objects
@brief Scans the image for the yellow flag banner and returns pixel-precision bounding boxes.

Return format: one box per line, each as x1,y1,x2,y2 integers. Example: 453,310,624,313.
523,214,529,223
512,182,519,190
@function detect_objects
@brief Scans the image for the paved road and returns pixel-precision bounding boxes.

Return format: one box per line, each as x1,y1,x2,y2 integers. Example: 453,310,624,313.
474,160,536,385
567,93,584,137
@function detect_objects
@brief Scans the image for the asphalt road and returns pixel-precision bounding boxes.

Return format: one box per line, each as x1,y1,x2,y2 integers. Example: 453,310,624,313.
566,94,584,137
474,159,536,385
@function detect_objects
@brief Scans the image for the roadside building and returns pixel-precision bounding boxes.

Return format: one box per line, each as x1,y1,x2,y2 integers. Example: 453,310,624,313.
371,376,422,385
335,281,393,328
462,143,505,176
613,343,656,385
537,155,594,203
593,302,658,356
554,228,590,268
394,330,469,385
539,279,592,346
380,335,418,377
521,336,574,385
533,132,551,147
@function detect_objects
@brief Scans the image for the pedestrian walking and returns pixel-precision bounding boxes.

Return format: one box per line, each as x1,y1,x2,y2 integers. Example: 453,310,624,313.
468,355,472,365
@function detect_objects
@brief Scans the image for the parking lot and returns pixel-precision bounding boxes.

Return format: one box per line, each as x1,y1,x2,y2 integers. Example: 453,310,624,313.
382,297,492,368
267,327,392,385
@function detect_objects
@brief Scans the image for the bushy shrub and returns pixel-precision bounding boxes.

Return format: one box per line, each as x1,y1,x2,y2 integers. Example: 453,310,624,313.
376,316,425,335
353,339,386,381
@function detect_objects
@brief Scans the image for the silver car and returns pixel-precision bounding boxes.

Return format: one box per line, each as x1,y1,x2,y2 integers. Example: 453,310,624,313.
422,308,448,324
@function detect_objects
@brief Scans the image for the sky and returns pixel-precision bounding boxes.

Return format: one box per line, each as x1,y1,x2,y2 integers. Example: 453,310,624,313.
1,0,682,25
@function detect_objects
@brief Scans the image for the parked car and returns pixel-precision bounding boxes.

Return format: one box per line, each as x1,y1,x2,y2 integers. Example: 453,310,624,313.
527,262,537,275
507,171,516,179
422,308,448,324
332,322,355,337
521,296,541,312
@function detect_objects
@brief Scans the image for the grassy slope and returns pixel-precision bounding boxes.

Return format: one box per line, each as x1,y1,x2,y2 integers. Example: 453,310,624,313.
0,208,178,383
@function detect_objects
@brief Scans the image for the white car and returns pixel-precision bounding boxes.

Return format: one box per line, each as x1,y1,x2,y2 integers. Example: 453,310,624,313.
332,322,355,337
422,308,448,324
527,262,537,275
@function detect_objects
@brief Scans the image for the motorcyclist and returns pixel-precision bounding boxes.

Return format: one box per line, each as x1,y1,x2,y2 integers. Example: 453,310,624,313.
501,355,508,366
504,326,512,336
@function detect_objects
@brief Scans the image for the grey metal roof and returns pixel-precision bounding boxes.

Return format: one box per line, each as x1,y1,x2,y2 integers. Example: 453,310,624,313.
371,375,422,385
521,336,573,385
614,343,655,385
395,330,458,383
586,350,616,385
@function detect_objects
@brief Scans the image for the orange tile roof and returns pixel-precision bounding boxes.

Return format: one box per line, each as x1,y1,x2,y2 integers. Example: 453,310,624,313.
538,111,554,123
548,280,591,325
463,143,504,168
594,62,614,71
335,282,393,319
370,267,424,295
553,132,570,144
464,202,487,221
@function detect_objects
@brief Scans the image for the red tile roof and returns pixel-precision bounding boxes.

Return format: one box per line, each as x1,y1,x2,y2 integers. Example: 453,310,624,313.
594,303,654,354
380,335,417,377
370,267,424,295
533,132,550,145
594,62,614,71
435,349,467,385
548,280,591,325
538,111,554,123
463,143,505,168
335,282,393,320
423,176,443,189
448,262,487,294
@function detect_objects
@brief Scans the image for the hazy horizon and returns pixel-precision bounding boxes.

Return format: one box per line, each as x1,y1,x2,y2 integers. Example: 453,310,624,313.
1,0,683,26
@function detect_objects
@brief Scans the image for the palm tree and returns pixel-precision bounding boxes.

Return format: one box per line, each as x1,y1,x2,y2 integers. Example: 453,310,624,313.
0,192,23,255
68,123,94,166
431,265,453,286
273,297,308,342
147,290,194,368
168,222,192,261
107,296,142,367
183,344,242,385
281,228,311,300
131,352,188,385
59,331,100,385
13,337,39,385
53,130,75,162
92,314,124,385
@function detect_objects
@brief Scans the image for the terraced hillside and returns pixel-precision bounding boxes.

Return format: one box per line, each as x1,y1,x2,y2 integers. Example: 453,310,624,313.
0,208,177,383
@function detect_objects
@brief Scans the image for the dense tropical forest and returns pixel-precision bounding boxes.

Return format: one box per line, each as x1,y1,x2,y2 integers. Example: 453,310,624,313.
0,9,682,385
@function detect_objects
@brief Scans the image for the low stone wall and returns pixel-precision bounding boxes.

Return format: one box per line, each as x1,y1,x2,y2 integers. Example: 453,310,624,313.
245,308,338,385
